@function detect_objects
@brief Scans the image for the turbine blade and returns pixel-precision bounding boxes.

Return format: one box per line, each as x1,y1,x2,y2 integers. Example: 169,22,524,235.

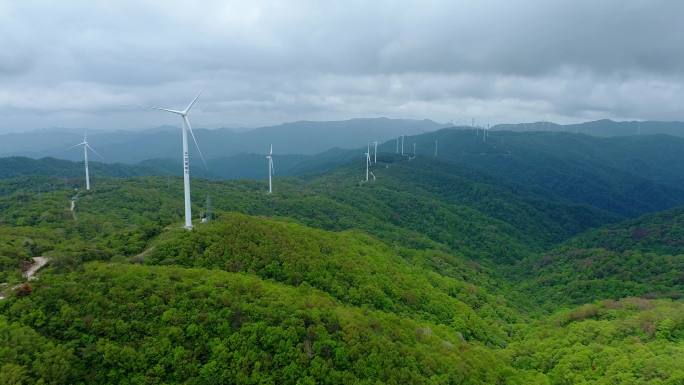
86,144,104,160
66,142,86,151
185,91,202,114
151,107,184,115
184,116,207,169
270,159,275,174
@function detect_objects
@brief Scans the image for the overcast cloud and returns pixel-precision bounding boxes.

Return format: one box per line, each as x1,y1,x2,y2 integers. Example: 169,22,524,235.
1,0,683,132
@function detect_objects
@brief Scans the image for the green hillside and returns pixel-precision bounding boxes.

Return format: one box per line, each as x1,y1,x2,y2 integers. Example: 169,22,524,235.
143,214,517,345
385,129,684,217
508,297,684,384
514,206,684,308
0,263,521,385
0,149,682,384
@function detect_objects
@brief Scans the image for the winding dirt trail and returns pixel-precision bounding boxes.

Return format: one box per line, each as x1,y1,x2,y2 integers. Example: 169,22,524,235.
23,257,49,280
0,257,49,300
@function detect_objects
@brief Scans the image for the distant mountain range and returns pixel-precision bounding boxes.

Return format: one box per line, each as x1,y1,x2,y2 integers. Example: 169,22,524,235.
0,118,447,163
4,118,684,165
493,119,684,137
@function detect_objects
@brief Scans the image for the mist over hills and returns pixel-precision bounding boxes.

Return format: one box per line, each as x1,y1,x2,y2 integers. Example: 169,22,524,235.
0,118,446,163
494,119,684,137
4,118,684,165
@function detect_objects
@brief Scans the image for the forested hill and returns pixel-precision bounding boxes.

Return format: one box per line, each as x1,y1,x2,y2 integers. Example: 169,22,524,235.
0,145,682,383
0,157,168,179
384,129,684,216
7,129,684,219
0,149,356,181
514,206,684,308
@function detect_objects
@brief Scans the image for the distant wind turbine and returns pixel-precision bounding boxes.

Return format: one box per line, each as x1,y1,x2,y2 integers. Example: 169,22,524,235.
152,91,206,230
408,142,417,161
266,144,274,193
373,141,378,163
67,131,103,191
364,143,375,182
401,135,405,155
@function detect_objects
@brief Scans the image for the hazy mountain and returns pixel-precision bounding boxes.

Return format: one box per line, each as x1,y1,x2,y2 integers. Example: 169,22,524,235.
0,118,446,163
494,119,684,137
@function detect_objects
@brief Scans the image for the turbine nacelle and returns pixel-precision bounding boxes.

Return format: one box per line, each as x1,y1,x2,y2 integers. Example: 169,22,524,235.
151,90,202,117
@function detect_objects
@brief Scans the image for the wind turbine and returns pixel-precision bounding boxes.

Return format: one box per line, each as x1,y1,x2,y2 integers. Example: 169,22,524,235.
266,144,274,193
373,141,378,163
364,143,375,182
152,92,206,230
67,131,103,191
401,135,405,155
408,143,417,161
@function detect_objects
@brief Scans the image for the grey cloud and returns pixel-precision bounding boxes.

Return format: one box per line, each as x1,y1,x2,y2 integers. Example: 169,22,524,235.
1,0,684,132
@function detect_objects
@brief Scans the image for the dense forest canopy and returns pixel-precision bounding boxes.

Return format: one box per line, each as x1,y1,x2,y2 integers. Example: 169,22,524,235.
0,130,682,384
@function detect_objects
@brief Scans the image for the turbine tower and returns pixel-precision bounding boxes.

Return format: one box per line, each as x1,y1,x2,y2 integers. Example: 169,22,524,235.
152,92,206,230
67,131,103,191
434,139,438,157
365,143,370,181
401,135,405,155
266,144,274,194
363,143,375,181
373,141,378,163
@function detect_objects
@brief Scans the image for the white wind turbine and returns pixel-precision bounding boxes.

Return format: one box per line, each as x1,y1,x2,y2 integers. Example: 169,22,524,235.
373,141,378,163
152,92,206,230
266,144,274,193
67,131,103,191
364,143,375,182
408,142,417,161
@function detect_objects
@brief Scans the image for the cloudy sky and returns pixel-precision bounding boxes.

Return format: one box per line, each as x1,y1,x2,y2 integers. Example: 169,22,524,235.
1,0,683,132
